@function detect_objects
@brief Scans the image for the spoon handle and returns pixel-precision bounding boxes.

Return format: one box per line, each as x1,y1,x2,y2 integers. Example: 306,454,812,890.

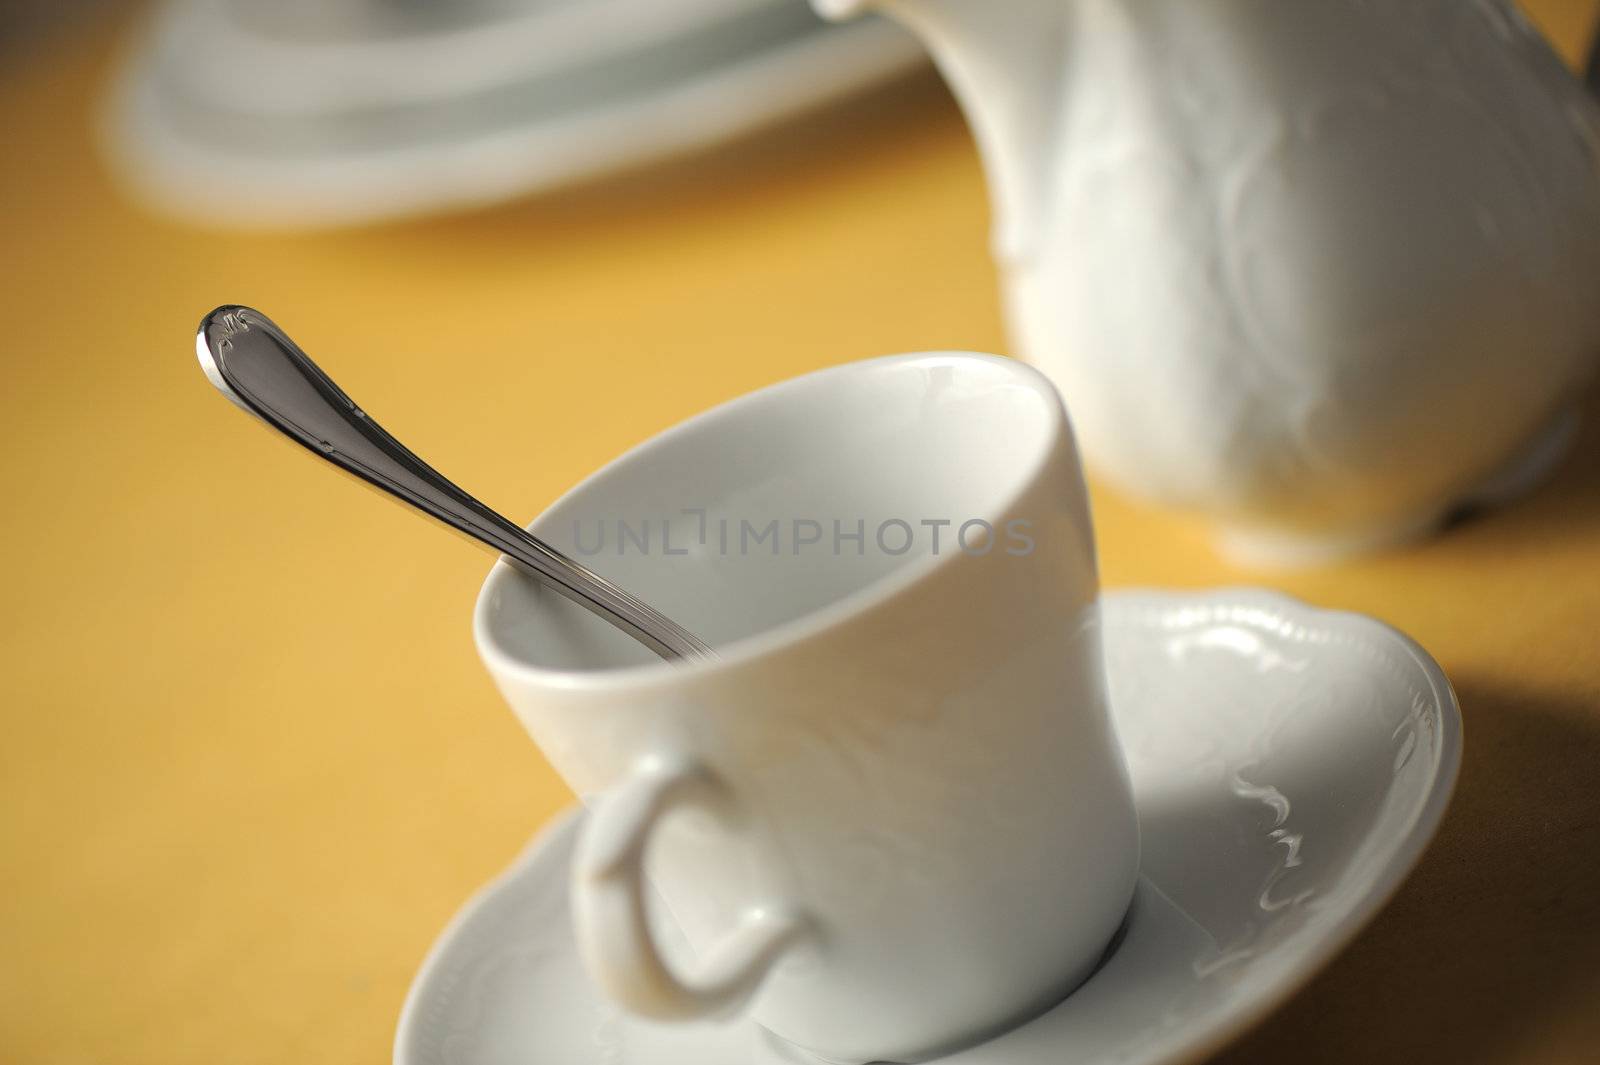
197,305,715,663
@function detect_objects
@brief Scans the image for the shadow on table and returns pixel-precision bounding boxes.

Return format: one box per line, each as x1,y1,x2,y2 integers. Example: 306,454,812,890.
1214,676,1600,1065
1438,387,1600,551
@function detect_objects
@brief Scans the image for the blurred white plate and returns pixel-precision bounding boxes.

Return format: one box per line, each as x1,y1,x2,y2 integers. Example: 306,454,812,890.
104,0,922,228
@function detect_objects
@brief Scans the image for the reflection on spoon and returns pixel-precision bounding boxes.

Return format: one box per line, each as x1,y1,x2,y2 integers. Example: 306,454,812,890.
196,305,715,663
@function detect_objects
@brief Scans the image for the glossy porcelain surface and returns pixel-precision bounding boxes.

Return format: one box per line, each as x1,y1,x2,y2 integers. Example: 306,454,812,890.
475,353,1138,1063
818,0,1600,562
400,588,1461,1065
108,0,923,227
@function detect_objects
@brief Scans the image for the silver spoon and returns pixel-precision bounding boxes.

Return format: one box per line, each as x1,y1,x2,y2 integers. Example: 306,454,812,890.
196,305,715,663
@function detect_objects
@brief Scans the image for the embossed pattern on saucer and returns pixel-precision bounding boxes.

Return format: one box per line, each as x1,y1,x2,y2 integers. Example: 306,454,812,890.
395,588,1460,1065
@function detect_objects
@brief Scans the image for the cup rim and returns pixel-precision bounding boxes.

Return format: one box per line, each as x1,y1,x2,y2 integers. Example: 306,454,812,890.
473,351,1070,691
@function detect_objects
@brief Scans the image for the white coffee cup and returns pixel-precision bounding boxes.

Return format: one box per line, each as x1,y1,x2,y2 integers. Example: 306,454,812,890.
474,353,1139,1064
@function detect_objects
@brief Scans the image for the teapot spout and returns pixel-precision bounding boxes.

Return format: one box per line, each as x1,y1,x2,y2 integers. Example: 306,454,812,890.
818,0,1069,262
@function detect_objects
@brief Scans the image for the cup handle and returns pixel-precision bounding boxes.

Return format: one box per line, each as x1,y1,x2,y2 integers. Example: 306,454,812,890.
571,754,810,1021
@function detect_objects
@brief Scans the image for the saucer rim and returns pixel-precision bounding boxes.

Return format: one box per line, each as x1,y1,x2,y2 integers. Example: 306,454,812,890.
394,587,1462,1065
1090,585,1462,1065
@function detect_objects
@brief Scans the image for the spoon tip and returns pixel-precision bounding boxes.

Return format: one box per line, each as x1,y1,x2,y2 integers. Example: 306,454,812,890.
196,304,266,416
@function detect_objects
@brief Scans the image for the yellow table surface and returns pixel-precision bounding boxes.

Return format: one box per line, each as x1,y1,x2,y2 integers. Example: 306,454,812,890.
3,5,1598,1064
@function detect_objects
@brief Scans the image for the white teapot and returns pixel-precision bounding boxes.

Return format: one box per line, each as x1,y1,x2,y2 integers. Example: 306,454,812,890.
817,0,1600,563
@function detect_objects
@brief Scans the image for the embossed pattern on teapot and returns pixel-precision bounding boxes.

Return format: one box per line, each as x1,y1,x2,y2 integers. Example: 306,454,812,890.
818,0,1600,563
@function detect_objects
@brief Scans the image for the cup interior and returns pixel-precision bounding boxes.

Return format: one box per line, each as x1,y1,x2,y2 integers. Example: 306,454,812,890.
478,353,1063,674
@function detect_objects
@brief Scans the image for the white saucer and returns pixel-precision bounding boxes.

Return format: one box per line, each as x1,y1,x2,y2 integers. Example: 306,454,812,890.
395,589,1460,1065
105,0,923,228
